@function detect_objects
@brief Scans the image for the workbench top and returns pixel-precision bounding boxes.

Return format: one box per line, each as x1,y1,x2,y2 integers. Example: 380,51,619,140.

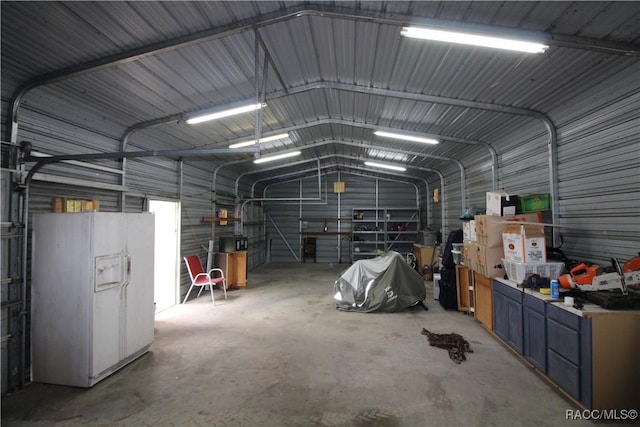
493,277,640,317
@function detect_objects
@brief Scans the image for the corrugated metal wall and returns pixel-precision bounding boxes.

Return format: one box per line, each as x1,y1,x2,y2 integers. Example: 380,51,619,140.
427,63,640,265
1,167,21,395
2,105,266,391
264,171,419,263
2,14,638,396
552,65,639,264
425,168,462,240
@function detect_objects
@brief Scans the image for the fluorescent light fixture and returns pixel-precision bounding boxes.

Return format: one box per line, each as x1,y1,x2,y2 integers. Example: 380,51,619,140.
186,102,263,125
254,151,301,164
364,161,407,172
374,131,439,145
401,26,549,54
229,133,289,149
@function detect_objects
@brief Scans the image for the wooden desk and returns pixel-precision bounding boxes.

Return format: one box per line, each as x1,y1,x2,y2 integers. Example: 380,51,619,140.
215,251,247,289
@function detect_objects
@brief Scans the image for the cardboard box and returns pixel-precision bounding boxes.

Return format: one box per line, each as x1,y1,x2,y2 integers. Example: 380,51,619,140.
53,197,100,213
413,244,437,271
471,243,506,278
462,241,474,267
502,224,547,263
475,213,541,248
486,191,519,216
462,220,477,242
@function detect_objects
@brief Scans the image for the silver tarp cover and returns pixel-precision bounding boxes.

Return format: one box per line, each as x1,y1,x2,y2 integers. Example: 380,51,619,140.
334,251,426,312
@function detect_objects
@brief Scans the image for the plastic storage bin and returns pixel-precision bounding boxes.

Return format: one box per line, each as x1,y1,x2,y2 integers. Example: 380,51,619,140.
502,259,565,283
517,194,551,214
451,243,463,265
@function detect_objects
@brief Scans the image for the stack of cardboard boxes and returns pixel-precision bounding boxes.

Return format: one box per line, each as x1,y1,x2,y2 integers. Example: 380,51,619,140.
462,191,543,279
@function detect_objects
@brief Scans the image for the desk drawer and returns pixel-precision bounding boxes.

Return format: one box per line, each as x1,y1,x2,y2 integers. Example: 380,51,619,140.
524,293,546,313
547,303,580,330
547,318,580,365
548,349,580,400
494,280,522,302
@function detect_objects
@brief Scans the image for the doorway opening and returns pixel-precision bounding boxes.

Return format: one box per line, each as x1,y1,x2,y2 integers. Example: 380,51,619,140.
148,200,181,313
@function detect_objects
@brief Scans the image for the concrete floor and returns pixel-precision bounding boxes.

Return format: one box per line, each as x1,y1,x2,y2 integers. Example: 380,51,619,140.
2,262,596,426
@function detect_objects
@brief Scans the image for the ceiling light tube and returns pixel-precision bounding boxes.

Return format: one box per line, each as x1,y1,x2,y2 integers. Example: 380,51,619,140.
254,151,301,164
186,102,264,124
401,26,549,54
374,131,439,145
229,133,289,149
364,161,407,172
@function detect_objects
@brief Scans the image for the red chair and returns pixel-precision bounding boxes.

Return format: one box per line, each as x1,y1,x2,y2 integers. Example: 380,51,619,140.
183,255,227,304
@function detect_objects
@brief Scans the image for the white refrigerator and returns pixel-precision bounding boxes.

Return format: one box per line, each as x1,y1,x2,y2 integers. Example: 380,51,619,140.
31,212,155,387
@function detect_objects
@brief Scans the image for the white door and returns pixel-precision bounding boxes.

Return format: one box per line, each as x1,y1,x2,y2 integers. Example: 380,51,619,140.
148,200,180,313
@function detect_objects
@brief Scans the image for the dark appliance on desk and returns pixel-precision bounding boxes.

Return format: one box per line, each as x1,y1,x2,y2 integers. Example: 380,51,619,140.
219,236,248,253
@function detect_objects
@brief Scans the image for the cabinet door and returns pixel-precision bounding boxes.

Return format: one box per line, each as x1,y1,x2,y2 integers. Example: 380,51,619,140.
506,297,523,353
215,253,230,282
546,304,591,405
455,265,471,312
493,289,508,341
492,280,523,354
474,273,493,330
217,252,247,288
229,252,247,287
523,295,547,372
548,349,580,399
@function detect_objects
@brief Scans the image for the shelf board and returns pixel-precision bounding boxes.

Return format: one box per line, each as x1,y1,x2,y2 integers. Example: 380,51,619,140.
300,217,352,222
300,231,350,236
351,208,420,262
202,216,239,223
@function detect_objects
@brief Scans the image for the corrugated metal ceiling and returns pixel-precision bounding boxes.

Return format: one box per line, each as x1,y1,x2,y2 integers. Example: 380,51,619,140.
2,1,639,184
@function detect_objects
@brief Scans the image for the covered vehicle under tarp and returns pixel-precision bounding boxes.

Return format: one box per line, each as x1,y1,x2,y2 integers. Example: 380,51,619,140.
334,251,427,312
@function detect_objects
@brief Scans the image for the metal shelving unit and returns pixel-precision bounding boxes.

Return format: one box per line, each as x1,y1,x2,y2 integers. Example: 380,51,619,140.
351,208,385,261
384,207,419,258
351,207,419,261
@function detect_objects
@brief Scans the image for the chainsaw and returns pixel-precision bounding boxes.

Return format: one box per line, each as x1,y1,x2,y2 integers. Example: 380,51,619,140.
558,254,640,294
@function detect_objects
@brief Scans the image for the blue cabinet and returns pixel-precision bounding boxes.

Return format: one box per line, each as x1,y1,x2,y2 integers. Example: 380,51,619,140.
523,294,547,372
491,279,640,410
546,303,592,408
492,280,523,354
